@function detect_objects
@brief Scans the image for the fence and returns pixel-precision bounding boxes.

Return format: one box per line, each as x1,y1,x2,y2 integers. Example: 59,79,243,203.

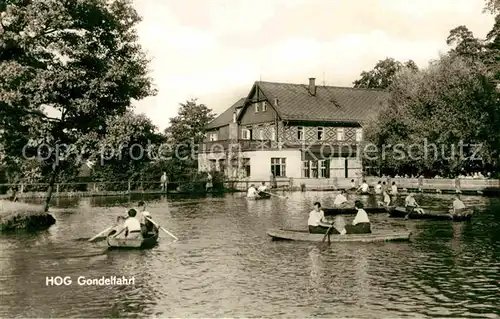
1,177,499,198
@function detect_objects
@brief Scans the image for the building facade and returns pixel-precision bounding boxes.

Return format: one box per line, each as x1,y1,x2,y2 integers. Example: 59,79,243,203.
198,78,388,182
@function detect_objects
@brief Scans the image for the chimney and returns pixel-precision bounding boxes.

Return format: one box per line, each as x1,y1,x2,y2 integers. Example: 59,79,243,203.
309,77,316,96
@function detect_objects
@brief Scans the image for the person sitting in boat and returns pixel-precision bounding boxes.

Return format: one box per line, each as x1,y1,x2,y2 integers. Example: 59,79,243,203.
333,190,348,207
378,191,391,207
357,180,369,194
450,195,466,216
345,200,371,234
257,182,268,196
350,179,356,190
247,184,259,198
114,209,142,239
391,182,398,195
308,202,337,234
404,193,422,219
374,181,382,194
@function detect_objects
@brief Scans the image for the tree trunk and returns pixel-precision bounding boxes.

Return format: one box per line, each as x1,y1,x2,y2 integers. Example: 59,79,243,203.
43,165,58,213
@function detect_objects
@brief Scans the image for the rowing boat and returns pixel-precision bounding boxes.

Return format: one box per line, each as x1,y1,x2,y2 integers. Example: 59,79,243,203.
267,228,411,243
388,207,472,221
107,226,159,249
247,192,271,200
323,207,387,215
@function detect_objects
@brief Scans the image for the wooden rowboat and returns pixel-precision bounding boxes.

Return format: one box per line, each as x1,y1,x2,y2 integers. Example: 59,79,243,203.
323,207,387,215
267,228,411,243
388,207,472,221
107,226,159,249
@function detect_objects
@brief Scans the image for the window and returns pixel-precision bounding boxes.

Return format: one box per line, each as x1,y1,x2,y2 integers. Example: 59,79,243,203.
271,158,286,177
255,103,260,112
271,127,276,141
241,129,250,140
317,127,324,140
261,101,267,112
356,128,363,142
209,133,217,141
302,160,310,178
297,126,304,140
242,158,251,177
311,160,318,178
319,160,330,178
258,128,264,140
337,128,344,141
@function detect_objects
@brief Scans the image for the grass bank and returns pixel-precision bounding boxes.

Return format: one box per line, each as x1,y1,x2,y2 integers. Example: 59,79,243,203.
0,200,56,232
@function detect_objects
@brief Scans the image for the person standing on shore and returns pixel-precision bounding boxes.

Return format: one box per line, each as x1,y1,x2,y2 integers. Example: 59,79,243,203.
160,172,168,193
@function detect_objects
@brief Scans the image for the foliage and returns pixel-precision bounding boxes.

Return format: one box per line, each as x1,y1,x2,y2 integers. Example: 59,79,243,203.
353,58,419,89
0,0,155,207
363,55,500,177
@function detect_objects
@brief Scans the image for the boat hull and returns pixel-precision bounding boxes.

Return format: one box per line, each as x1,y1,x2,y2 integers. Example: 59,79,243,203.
267,228,411,243
388,207,472,221
323,207,387,215
107,228,159,249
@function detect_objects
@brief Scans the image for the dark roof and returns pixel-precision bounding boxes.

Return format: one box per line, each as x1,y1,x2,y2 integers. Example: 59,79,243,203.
205,98,246,129
255,81,389,123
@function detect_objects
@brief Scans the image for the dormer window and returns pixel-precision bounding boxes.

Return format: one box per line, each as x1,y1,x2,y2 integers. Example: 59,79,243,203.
317,127,324,140
255,103,260,112
261,101,267,112
209,133,218,141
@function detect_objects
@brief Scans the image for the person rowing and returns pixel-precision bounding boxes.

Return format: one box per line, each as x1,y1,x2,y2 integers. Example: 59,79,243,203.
257,182,268,196
450,195,467,217
378,190,391,208
113,209,142,239
333,190,349,208
357,180,370,194
308,202,339,234
404,193,423,219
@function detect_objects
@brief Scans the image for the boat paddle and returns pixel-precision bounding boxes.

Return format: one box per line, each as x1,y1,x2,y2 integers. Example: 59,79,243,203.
322,224,334,245
88,226,114,242
263,191,288,199
145,216,178,241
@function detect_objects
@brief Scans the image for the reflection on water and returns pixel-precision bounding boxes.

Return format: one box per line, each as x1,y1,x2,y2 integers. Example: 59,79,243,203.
0,192,499,318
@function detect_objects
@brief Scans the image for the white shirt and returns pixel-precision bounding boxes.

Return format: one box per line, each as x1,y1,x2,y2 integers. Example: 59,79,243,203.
405,196,417,207
334,194,348,205
308,209,325,226
453,199,466,210
123,217,141,232
353,209,370,225
391,185,398,194
375,184,382,193
360,183,369,192
247,187,258,197
257,185,267,192
383,193,391,205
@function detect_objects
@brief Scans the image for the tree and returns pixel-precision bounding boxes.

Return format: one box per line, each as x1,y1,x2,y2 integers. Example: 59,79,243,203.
484,0,500,13
91,112,165,189
0,0,155,211
446,26,483,60
163,99,216,179
364,54,500,177
353,58,419,89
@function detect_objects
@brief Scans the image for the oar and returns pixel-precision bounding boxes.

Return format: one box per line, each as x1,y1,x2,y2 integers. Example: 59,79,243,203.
263,191,288,199
145,216,178,241
88,226,114,242
322,224,334,244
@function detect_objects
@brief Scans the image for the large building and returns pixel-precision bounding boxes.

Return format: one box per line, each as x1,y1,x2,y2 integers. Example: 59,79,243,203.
198,78,388,182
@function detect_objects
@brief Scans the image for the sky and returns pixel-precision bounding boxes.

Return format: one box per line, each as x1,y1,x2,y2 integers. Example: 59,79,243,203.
132,0,495,131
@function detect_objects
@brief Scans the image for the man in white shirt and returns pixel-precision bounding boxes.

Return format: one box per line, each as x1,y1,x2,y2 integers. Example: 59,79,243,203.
357,180,370,194
334,190,348,207
451,195,467,216
378,191,391,207
247,184,259,198
404,193,423,219
308,202,336,234
257,182,268,194
391,182,398,195
114,209,142,239
374,181,382,194
345,200,371,234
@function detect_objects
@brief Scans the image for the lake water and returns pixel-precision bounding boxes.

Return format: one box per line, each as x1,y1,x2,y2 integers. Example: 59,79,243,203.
0,192,499,318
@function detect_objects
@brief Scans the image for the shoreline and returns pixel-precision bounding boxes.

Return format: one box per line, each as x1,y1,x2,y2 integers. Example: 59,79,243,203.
0,201,56,232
